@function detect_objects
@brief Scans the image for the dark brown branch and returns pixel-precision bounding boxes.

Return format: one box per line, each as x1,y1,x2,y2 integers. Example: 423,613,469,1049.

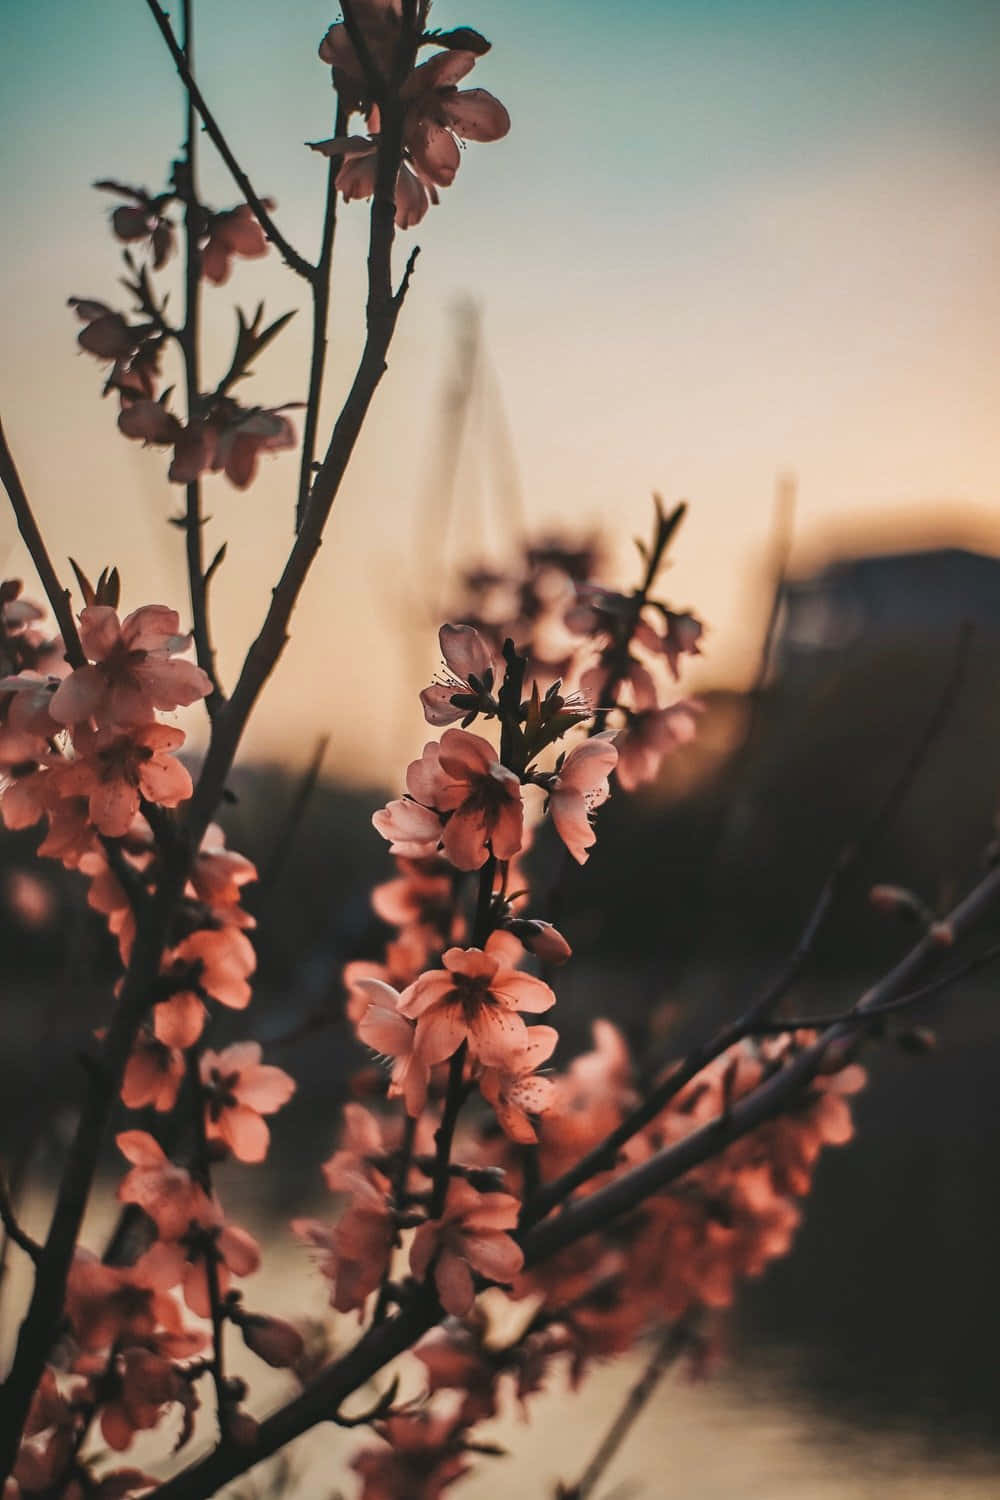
0,1172,41,1265
296,102,347,533
521,859,1000,1268
185,1050,231,1443
177,0,223,713
254,732,330,900
185,103,414,842
0,419,86,668
142,0,314,281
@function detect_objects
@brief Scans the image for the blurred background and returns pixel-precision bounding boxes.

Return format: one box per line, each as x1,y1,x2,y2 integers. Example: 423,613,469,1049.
3,0,1000,1495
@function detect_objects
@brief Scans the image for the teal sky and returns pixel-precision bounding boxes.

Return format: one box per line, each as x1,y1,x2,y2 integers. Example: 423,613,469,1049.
3,1,999,775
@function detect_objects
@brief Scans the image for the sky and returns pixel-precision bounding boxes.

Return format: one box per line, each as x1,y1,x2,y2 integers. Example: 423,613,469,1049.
3,0,999,781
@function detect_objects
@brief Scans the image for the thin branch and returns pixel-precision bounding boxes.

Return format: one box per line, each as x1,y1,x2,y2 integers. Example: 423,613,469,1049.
521,858,1000,1268
177,0,223,713
254,732,330,900
0,1172,41,1265
185,1050,231,1444
296,102,347,533
142,0,314,281
185,102,415,841
0,419,85,668
559,1321,692,1500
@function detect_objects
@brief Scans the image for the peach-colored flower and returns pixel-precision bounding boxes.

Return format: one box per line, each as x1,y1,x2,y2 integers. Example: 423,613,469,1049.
410,1179,523,1316
356,979,432,1115
121,1033,184,1112
135,1205,260,1319
477,1025,558,1143
154,926,256,1049
548,732,618,864
371,796,443,859
200,1042,296,1162
408,728,524,870
69,298,154,362
167,403,298,490
61,723,192,836
309,135,437,229
96,179,176,269
99,1348,186,1452
50,605,210,728
400,50,510,189
350,1411,471,1500
293,1170,394,1315
116,1131,212,1240
614,700,700,791
420,622,496,726
398,934,555,1070
200,203,272,285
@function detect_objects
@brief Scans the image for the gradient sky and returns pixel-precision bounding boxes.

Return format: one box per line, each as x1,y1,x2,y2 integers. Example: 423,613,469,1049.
3,0,999,780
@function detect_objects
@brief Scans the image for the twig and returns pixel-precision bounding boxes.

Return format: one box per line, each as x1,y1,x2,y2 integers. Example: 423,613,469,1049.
176,0,224,713
0,1171,41,1265
185,103,415,842
296,102,347,533
185,1050,231,1444
254,732,330,901
142,0,314,281
559,1321,692,1500
521,858,1000,1268
0,419,86,668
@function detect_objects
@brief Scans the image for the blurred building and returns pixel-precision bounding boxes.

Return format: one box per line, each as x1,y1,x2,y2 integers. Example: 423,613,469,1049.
777,546,1000,683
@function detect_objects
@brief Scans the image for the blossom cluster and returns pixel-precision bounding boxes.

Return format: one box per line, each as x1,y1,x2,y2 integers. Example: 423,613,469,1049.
287,512,868,1497
311,0,510,228
1,590,299,1495
69,183,296,490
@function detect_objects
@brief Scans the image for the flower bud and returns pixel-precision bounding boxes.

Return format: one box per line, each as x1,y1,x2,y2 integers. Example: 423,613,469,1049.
434,27,491,54
239,1313,305,1369
504,918,572,964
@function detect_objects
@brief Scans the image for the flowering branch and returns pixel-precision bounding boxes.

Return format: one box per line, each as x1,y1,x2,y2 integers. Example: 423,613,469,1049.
296,102,348,532
522,857,1000,1268
142,0,314,280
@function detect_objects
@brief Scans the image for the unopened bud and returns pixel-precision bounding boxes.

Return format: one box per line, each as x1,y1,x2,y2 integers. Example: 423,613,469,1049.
868,884,932,925
227,1410,259,1448
239,1313,305,1370
928,921,954,948
433,27,491,54
896,1026,937,1055
505,918,572,964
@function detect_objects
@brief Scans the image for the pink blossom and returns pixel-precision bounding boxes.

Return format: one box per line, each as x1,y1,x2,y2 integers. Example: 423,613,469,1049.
548,732,618,863
420,622,496,725
200,203,272,285
154,926,256,1049
50,605,210,727
356,978,432,1115
478,1024,558,1143
400,50,510,189
200,1041,296,1162
614,699,701,791
61,723,192,836
410,1179,523,1316
408,728,524,870
398,934,555,1070
309,136,436,229
372,796,444,858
